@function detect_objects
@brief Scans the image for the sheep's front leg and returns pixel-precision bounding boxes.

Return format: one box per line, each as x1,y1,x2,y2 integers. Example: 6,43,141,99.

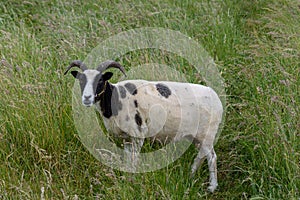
191,151,206,177
124,137,144,171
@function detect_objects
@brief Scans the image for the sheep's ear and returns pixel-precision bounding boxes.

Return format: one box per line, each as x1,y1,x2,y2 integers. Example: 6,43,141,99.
102,72,113,81
71,71,80,79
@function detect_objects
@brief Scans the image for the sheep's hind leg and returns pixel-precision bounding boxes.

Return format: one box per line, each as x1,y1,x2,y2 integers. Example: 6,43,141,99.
191,146,218,192
207,148,218,193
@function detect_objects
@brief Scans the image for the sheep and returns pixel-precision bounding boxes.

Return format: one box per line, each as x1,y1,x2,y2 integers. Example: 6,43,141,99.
64,60,223,192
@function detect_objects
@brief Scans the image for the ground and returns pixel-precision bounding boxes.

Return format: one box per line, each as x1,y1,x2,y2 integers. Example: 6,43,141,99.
0,0,299,199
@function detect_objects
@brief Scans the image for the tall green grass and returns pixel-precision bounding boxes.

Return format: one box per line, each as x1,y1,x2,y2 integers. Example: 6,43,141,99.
0,0,299,199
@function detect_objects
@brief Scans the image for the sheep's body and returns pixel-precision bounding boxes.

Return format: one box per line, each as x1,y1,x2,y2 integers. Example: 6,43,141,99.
65,60,223,193
96,80,222,145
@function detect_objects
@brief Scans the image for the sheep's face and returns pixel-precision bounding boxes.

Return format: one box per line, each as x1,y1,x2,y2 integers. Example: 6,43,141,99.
71,70,113,107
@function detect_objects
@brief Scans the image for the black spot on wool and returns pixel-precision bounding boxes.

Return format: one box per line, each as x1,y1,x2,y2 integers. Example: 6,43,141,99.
134,100,138,108
118,85,127,98
156,83,171,98
124,82,137,95
135,111,142,127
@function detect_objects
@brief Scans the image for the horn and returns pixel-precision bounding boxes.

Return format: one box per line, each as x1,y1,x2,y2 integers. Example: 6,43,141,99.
96,60,126,76
64,60,88,75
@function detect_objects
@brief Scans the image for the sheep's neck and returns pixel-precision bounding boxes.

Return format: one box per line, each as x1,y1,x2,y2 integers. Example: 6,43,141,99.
97,83,120,119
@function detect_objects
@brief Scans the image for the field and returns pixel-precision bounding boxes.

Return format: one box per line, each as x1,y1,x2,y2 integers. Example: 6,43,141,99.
0,0,299,199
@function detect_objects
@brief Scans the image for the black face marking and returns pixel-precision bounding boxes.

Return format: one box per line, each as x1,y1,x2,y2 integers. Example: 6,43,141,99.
118,85,127,98
156,83,171,98
79,75,88,94
72,72,87,95
124,82,137,95
125,115,130,121
135,111,142,128
134,100,138,108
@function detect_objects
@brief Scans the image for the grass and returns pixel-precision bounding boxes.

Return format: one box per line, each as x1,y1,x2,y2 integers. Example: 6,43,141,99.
0,0,299,199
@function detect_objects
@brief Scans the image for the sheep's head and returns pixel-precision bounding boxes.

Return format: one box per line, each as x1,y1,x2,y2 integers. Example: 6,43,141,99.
64,60,126,107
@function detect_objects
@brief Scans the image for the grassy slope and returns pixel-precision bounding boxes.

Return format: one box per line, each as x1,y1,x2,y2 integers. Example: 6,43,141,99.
0,0,299,199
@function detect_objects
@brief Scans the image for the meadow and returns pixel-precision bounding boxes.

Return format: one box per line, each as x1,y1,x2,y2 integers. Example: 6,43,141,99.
0,0,299,199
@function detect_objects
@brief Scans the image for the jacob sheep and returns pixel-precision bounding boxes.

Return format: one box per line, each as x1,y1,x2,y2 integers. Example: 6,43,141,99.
64,60,223,192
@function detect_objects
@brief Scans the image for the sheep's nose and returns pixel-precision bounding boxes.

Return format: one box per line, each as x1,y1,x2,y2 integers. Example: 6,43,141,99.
84,95,92,100
82,95,94,107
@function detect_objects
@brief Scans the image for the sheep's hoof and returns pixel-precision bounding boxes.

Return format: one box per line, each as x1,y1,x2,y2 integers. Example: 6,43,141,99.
190,171,195,179
207,184,217,193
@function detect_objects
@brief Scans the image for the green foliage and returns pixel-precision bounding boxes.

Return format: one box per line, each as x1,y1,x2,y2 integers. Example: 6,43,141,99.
0,0,299,199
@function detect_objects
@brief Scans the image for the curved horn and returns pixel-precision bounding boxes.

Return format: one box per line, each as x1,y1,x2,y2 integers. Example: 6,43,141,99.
97,60,126,76
64,60,88,75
